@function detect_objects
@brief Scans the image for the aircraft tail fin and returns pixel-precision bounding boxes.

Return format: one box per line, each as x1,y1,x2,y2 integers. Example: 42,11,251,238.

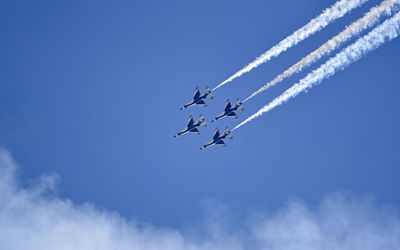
205,87,213,99
236,98,244,110
225,127,233,139
199,115,207,127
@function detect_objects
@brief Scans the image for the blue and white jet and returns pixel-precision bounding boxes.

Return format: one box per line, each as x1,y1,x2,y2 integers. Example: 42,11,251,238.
180,86,213,110
200,127,233,150
212,98,244,122
174,115,207,138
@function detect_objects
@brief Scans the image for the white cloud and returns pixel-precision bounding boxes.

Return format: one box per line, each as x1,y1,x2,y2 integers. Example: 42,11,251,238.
0,148,399,250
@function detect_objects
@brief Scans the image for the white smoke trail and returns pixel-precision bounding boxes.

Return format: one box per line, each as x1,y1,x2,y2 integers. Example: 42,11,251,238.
233,11,400,131
212,0,370,91
244,0,400,103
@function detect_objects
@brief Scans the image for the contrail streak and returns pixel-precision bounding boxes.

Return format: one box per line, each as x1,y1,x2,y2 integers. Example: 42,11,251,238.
233,11,400,131
244,0,400,102
212,0,370,91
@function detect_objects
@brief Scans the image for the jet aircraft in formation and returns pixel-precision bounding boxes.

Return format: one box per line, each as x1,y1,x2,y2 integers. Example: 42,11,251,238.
174,115,207,138
177,86,242,150
212,98,244,122
200,127,233,150
180,87,213,110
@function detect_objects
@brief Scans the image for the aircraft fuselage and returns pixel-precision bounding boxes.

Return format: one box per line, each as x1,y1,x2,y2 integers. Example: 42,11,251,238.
215,105,240,121
184,94,207,108
203,133,228,148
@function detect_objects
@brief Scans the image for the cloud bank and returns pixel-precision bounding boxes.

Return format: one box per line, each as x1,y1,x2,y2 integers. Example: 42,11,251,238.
0,148,399,250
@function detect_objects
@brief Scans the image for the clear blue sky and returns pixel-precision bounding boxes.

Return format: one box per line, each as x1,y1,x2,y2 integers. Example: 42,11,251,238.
1,0,399,231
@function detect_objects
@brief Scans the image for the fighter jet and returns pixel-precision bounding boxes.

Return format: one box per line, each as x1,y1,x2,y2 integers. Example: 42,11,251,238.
180,86,213,110
174,115,207,138
200,127,233,150
212,98,244,122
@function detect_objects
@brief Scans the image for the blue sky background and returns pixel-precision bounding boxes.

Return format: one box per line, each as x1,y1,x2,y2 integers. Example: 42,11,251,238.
1,0,399,231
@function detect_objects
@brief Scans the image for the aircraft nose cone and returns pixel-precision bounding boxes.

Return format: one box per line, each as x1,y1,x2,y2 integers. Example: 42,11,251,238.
180,107,183,110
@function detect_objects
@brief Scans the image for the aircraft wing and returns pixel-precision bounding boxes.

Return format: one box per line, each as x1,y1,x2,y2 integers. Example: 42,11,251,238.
190,127,200,135
215,139,227,147
213,128,220,139
224,100,232,112
193,87,201,99
187,116,195,127
197,99,207,107
227,111,238,118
